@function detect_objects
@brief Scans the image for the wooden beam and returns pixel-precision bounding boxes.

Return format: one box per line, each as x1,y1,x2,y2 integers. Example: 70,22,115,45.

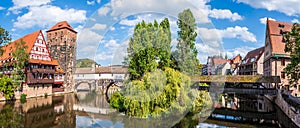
191,75,281,83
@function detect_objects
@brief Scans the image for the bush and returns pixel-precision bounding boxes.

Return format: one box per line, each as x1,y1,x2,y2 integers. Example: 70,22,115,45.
20,94,26,103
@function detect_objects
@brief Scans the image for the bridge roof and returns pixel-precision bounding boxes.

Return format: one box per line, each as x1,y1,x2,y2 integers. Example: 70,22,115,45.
192,75,281,83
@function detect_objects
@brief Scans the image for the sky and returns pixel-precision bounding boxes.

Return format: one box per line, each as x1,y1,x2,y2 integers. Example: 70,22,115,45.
0,0,300,66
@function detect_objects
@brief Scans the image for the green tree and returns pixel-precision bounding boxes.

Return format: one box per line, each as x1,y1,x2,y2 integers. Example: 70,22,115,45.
284,23,300,85
173,9,199,75
12,39,29,88
127,19,171,80
0,26,11,55
0,76,14,99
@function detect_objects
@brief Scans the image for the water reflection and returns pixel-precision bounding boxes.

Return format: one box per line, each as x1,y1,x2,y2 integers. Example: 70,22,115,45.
0,91,280,128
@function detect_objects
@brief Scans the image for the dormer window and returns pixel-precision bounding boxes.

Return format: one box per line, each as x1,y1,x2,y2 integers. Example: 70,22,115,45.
278,24,285,28
280,29,287,35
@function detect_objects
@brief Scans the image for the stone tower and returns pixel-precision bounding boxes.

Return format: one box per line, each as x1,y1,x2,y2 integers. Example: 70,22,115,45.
46,21,77,91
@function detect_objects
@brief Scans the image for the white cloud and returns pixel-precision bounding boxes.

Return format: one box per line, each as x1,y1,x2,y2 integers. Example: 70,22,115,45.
219,26,257,42
94,40,129,64
226,46,255,59
9,0,52,14
13,5,87,29
0,6,5,10
91,23,107,30
195,25,257,63
74,25,84,32
236,0,300,16
209,9,243,21
259,17,276,25
104,39,118,48
119,19,139,26
196,43,222,64
98,6,110,16
77,28,103,59
77,28,103,46
94,52,113,61
110,26,115,31
96,0,101,4
87,0,95,5
291,19,299,24
102,0,211,23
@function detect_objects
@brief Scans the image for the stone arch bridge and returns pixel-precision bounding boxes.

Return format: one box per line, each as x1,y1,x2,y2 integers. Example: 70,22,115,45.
74,79,123,94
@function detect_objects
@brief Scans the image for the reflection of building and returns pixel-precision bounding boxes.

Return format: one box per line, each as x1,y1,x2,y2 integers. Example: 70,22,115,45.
263,19,300,96
46,21,77,91
0,30,63,98
239,47,264,75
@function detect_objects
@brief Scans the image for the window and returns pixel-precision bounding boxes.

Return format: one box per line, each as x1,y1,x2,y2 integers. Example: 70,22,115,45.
281,72,285,79
281,58,285,66
258,103,263,109
36,47,38,51
298,85,300,92
278,24,285,28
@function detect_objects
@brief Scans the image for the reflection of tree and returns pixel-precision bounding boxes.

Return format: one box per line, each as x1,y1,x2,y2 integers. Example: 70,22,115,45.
0,104,24,128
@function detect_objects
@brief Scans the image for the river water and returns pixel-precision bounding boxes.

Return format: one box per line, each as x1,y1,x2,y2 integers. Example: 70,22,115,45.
0,92,281,128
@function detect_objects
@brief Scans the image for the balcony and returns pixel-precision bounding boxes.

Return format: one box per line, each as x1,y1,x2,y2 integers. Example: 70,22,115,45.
27,78,54,84
30,68,55,74
52,87,64,93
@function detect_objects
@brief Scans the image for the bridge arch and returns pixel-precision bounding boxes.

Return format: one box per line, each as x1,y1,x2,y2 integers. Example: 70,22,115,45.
105,81,121,102
74,80,97,91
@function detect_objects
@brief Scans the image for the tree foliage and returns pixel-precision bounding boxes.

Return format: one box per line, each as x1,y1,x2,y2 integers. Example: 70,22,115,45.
110,68,194,118
12,39,29,88
0,26,11,55
127,19,171,80
173,9,199,75
76,58,99,68
0,76,14,100
284,23,300,85
111,11,208,119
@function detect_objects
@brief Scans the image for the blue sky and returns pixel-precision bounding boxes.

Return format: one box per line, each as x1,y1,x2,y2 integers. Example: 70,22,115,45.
0,0,299,65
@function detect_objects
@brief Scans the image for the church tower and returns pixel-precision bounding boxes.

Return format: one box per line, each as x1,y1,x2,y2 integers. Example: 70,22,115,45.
46,21,77,91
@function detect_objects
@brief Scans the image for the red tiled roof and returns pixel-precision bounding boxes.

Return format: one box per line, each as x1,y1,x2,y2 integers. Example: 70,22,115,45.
230,54,241,64
46,21,77,33
95,65,128,74
213,58,229,65
28,59,58,66
267,19,293,55
0,30,59,66
0,30,40,61
240,46,264,66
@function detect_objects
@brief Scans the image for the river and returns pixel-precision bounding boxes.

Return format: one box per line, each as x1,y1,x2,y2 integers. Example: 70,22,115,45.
0,91,281,128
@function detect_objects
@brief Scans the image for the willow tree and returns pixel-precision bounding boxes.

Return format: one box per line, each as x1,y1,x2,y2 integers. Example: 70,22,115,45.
284,23,300,85
12,39,29,88
173,9,199,75
127,18,171,80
